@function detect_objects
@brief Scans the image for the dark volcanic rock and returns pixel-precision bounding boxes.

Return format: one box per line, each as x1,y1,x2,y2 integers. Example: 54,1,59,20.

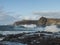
2,33,26,41
2,32,60,45
0,42,7,45
0,34,5,37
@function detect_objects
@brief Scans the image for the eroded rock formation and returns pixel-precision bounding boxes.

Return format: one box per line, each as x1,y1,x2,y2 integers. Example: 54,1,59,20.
14,20,38,25
13,17,60,26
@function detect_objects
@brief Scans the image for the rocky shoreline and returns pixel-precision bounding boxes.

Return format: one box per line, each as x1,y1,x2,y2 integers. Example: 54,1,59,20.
0,31,60,45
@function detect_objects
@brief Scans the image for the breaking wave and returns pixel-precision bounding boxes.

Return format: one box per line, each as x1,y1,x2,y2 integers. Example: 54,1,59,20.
45,25,60,32
0,25,60,35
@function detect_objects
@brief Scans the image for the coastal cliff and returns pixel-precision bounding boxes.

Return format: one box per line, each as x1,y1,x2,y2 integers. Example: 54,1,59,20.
13,17,60,26
14,20,38,25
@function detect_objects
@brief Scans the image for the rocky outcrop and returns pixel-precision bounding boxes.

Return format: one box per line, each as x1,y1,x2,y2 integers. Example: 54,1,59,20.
13,17,60,26
1,31,60,45
37,17,47,26
14,20,38,25
46,18,60,26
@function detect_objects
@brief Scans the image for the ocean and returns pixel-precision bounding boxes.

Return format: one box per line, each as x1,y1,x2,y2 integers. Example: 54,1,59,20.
0,25,60,45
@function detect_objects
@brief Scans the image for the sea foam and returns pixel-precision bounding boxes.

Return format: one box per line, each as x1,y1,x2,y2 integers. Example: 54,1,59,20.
45,25,60,32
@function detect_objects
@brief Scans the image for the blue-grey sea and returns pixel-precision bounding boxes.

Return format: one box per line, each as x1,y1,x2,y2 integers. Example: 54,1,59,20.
0,25,60,45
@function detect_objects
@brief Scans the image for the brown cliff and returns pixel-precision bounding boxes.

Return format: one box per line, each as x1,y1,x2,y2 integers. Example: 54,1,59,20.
13,17,60,26
14,20,38,25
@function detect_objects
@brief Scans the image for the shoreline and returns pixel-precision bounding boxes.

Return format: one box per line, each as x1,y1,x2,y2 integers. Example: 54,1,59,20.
0,31,60,45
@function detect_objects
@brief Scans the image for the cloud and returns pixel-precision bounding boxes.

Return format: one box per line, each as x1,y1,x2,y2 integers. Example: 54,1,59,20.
16,15,39,21
0,11,16,25
0,7,16,25
0,15,16,25
1,10,60,25
33,11,60,18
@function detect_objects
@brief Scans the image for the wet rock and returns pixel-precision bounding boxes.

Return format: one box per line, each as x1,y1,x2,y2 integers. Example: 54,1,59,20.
0,34,5,37
1,31,60,45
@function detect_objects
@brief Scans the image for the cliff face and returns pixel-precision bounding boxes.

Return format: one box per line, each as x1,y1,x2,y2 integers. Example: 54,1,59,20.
46,18,60,26
37,17,47,26
37,17,60,26
13,17,60,26
14,20,38,25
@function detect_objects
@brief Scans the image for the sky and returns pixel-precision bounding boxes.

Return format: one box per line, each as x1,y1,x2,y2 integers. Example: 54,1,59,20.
0,0,60,25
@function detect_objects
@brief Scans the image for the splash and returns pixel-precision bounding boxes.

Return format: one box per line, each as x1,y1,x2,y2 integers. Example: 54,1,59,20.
44,25,60,32
21,24,36,28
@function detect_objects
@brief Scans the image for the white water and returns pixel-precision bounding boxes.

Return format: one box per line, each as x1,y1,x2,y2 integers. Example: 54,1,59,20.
45,25,60,32
0,41,27,45
0,25,60,35
21,24,36,28
0,25,60,45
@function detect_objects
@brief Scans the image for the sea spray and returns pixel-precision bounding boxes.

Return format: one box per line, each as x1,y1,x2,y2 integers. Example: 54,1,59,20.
0,31,35,35
0,25,60,35
21,24,36,28
44,25,60,32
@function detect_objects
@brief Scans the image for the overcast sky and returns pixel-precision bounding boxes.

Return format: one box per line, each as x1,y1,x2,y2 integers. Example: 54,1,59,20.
0,0,60,25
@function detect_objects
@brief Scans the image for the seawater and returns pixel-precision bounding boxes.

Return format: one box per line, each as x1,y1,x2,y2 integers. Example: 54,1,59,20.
0,41,27,45
0,25,60,35
0,25,60,45
0,27,44,35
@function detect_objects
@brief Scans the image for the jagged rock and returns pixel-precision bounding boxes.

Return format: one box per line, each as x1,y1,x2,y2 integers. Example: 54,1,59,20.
37,17,47,27
1,31,60,45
